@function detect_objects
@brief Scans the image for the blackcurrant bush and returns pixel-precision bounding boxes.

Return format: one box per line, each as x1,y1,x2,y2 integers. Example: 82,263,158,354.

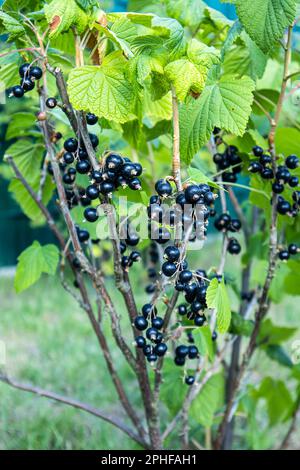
185,376,195,385
154,343,167,357
86,113,98,125
84,207,98,222
46,97,57,109
151,317,164,330
155,179,172,197
164,245,180,262
286,155,299,170
162,261,177,277
134,316,148,331
29,66,43,80
175,345,189,358
12,85,24,98
76,160,91,174
64,138,78,153
278,250,290,261
135,336,146,348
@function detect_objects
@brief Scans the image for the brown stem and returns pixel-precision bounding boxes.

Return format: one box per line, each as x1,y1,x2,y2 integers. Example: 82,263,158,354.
0,373,146,447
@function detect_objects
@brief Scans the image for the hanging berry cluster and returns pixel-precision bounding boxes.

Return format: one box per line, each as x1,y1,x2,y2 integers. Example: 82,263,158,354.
11,63,43,98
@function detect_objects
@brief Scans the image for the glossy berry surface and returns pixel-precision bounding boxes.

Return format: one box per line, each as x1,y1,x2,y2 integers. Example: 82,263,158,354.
134,316,148,331
46,97,57,109
185,376,195,386
12,86,24,98
162,261,177,277
164,245,180,262
86,113,98,125
64,138,78,153
155,179,172,197
29,66,43,79
84,207,98,222
76,160,91,174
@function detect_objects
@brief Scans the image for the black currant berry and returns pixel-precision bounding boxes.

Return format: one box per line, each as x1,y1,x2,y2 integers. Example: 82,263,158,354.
179,270,193,284
21,78,35,91
185,185,201,203
89,133,99,148
276,167,290,183
105,153,123,170
261,168,274,179
121,163,137,178
135,336,146,348
272,182,284,194
155,179,172,197
91,170,102,183
252,146,264,157
277,200,291,215
147,353,158,363
194,315,206,327
146,284,156,294
128,177,142,190
150,195,160,205
162,261,177,277
134,316,148,331
84,207,98,222
188,345,198,359
286,155,299,170
121,256,131,269
259,154,272,166
185,376,195,386
129,251,141,263
175,282,185,292
248,161,262,173
126,232,140,246
288,243,298,255
64,138,78,153
142,304,157,319
289,176,299,188
175,345,189,358
204,191,215,205
146,327,159,341
86,185,99,200
100,181,114,195
76,160,91,174
78,229,90,242
134,163,143,176
228,219,242,232
177,304,187,316
151,317,164,330
29,66,43,80
212,331,218,341
63,152,74,164
228,239,241,255
12,85,24,98
164,245,180,262
176,193,187,207
19,63,30,77
86,113,98,125
46,97,57,109
154,343,167,357
278,250,290,261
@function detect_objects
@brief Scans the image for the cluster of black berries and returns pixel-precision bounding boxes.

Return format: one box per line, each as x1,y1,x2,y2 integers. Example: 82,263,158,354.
11,63,43,98
278,243,299,261
175,268,208,327
249,146,299,217
213,145,243,183
214,213,242,255
134,305,167,363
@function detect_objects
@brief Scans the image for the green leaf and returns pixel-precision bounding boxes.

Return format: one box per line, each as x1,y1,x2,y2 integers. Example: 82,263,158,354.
187,167,221,189
187,39,220,71
9,176,54,223
45,0,88,38
206,278,231,334
234,0,296,53
160,358,186,414
152,16,187,60
265,344,294,368
164,0,206,28
258,319,297,345
190,373,224,427
165,59,205,101
275,127,300,156
15,241,59,294
5,113,37,140
0,11,25,39
143,120,172,141
75,0,97,8
97,17,136,58
253,377,294,426
192,326,214,361
180,75,255,164
4,141,44,183
229,311,254,337
68,52,135,124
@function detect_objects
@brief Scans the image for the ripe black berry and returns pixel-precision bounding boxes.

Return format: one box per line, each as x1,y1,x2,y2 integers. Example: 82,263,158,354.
134,316,148,331
177,304,187,316
155,179,172,197
105,153,123,170
185,185,201,203
179,270,193,284
174,356,185,366
128,177,142,190
164,245,180,262
21,78,35,91
19,63,30,77
289,176,299,188
228,239,241,255
252,146,264,157
12,85,24,98
121,163,137,178
162,261,177,277
204,191,215,205
78,229,90,242
278,250,290,261
259,154,272,165
276,167,290,183
46,97,57,109
64,138,78,153
84,207,98,222
29,66,43,79
286,155,299,170
135,336,146,348
142,304,157,319
100,181,114,195
89,133,99,148
261,168,274,179
154,343,167,357
134,163,143,176
86,185,99,200
86,113,98,125
91,170,102,183
288,243,298,255
277,200,291,215
272,182,284,194
185,376,195,385
151,317,164,330
147,353,158,363
126,232,140,246
188,345,198,359
175,345,189,358
228,219,242,232
63,152,74,164
248,161,262,173
76,160,91,174
212,331,218,341
146,327,159,341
